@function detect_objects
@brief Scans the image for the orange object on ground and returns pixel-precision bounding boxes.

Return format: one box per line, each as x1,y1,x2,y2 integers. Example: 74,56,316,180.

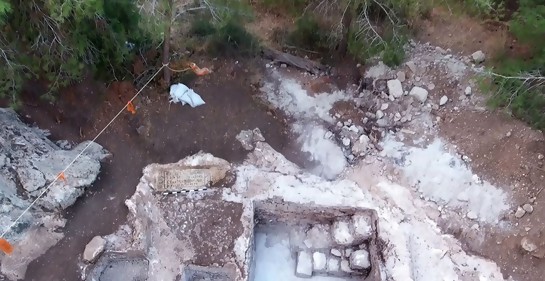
58,172,66,181
188,62,211,76
127,101,137,114
0,238,14,255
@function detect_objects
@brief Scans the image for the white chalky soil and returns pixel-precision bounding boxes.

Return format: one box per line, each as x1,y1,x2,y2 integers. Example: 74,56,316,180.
252,228,355,281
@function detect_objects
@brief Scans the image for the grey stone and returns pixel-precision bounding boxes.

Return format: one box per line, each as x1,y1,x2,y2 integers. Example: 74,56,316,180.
381,103,389,111
84,236,106,263
406,61,417,73
349,249,370,270
332,221,354,245
466,211,478,220
387,79,403,98
538,154,544,160
342,138,351,147
326,257,341,274
465,86,472,96
397,71,406,82
471,51,486,63
236,128,266,151
353,214,372,241
521,237,538,253
304,224,332,249
376,110,384,119
296,251,313,277
439,96,448,106
515,206,526,218
409,87,429,103
331,249,342,257
340,259,353,273
16,167,46,192
344,248,353,257
313,252,327,273
523,204,534,213
352,135,370,156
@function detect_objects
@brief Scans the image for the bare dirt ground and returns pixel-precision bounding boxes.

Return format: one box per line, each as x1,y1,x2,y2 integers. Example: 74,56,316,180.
15,58,302,281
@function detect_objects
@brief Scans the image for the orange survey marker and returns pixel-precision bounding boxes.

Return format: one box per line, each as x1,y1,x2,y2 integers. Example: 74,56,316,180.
127,101,137,114
58,172,66,181
188,62,211,76
0,238,13,255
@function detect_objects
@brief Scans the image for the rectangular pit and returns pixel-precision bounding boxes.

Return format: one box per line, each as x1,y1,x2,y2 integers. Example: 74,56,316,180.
250,200,381,281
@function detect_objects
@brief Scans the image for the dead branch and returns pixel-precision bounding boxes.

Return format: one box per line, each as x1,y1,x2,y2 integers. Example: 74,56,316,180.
262,48,327,75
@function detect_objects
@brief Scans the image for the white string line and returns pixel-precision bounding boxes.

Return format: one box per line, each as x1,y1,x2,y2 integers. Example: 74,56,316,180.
1,65,166,238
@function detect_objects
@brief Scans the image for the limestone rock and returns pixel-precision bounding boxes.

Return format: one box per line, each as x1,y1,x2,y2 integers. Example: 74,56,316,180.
397,71,406,82
409,87,429,103
304,224,332,249
521,237,538,253
353,214,372,241
515,207,526,218
83,236,106,263
236,128,266,151
313,252,327,273
387,79,403,98
331,249,342,257
296,251,313,278
16,167,46,192
332,221,354,246
349,249,371,270
471,51,485,64
523,204,534,213
340,259,353,273
327,256,341,274
439,96,448,106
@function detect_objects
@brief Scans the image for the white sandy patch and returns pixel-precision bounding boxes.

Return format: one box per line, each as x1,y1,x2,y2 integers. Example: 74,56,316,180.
223,142,510,281
260,69,350,179
293,123,346,179
253,229,352,281
261,70,349,124
380,135,510,223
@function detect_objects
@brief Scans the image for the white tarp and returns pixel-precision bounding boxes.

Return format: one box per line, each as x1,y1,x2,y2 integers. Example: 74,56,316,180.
169,83,205,108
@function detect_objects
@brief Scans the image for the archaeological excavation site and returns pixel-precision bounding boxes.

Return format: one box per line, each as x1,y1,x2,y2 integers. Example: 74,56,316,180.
2,1,545,280
82,130,383,281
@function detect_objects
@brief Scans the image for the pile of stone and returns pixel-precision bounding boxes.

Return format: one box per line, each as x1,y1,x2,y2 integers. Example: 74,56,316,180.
292,214,374,278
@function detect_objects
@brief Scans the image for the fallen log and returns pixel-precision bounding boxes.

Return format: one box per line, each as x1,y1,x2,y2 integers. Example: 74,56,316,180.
262,48,327,75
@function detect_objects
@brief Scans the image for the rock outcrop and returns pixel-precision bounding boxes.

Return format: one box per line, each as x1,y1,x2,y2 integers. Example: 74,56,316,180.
0,108,109,280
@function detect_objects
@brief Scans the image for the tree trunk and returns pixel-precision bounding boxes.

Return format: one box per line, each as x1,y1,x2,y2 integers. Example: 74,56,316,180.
338,4,353,57
162,0,174,86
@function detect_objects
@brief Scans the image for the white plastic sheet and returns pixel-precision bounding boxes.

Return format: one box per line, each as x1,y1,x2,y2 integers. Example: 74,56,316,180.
169,83,205,108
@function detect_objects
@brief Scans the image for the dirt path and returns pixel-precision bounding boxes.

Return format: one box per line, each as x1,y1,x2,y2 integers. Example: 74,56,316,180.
18,59,301,281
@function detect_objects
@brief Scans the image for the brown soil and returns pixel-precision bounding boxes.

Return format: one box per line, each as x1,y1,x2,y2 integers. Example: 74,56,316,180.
414,7,509,57
18,57,301,281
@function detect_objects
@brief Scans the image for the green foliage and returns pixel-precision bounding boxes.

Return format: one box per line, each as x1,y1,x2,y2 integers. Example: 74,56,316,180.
190,18,217,37
0,0,157,105
259,0,308,15
206,20,260,56
482,0,545,129
288,15,328,50
382,41,405,66
0,0,10,22
439,0,506,19
510,0,545,47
